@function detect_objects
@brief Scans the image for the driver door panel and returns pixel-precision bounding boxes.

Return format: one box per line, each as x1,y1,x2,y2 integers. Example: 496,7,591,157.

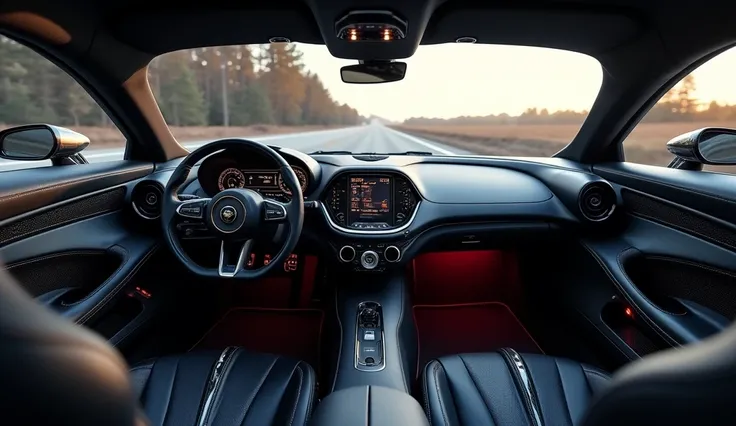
0,162,159,345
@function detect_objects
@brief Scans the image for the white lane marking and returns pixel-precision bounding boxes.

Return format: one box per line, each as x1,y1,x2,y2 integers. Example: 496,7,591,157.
383,127,457,155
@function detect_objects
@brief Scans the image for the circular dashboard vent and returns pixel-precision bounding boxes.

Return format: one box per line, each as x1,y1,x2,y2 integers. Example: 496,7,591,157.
131,181,164,220
578,181,617,222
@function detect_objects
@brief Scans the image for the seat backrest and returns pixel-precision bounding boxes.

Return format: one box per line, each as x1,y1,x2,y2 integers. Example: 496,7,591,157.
0,268,138,426
583,322,736,425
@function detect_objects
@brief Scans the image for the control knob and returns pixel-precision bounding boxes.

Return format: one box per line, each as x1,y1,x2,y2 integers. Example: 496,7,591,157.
384,245,401,263
339,245,356,262
360,250,379,270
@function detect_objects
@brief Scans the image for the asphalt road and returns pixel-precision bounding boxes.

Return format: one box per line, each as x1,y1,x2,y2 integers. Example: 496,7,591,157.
0,125,470,172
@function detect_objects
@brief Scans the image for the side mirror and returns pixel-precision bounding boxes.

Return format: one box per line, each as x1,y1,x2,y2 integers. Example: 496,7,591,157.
0,124,89,161
666,127,736,165
340,61,406,84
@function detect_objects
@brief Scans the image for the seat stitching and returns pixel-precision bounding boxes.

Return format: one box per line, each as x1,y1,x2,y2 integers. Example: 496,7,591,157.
288,364,304,426
304,364,316,423
458,354,498,425
160,357,180,426
129,365,153,374
554,358,574,426
498,348,540,426
205,348,242,426
423,362,433,426
239,355,280,425
432,363,450,426
582,368,611,381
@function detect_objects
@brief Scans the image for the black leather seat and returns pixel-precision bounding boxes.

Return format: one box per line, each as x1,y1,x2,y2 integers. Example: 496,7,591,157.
423,348,610,426
130,348,316,426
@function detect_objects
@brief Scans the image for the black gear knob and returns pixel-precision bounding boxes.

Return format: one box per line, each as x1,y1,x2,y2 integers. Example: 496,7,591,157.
359,308,379,327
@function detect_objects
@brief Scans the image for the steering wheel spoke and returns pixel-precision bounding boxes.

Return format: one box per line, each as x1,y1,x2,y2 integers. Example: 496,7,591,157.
263,199,289,222
175,197,211,220
218,239,254,278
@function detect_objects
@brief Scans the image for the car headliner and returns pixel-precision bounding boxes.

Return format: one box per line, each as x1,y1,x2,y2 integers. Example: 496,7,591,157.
0,0,733,163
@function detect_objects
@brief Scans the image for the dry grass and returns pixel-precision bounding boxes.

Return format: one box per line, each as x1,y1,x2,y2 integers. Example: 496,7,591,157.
393,122,736,167
0,124,344,148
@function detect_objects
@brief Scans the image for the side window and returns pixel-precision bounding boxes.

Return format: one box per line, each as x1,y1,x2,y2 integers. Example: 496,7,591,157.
0,36,124,171
623,47,736,172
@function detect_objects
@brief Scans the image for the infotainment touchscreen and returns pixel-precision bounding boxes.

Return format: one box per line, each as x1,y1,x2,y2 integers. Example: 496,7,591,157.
348,175,392,225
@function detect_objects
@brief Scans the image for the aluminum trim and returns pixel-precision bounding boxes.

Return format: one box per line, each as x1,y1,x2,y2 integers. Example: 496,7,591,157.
320,200,421,235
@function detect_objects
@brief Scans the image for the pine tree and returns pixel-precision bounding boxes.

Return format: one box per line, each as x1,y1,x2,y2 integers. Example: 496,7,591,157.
160,61,207,126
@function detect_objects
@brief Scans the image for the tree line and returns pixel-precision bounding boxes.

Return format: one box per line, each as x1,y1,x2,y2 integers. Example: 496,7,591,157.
0,36,362,127
404,75,736,126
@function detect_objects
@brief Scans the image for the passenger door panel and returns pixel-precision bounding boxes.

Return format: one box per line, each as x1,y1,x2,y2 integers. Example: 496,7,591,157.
579,162,736,358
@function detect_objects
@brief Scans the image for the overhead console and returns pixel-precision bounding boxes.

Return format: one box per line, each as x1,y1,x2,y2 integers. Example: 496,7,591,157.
322,172,419,233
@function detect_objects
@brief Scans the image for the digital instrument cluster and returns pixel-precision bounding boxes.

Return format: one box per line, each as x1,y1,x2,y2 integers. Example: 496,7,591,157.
324,172,419,231
210,166,308,201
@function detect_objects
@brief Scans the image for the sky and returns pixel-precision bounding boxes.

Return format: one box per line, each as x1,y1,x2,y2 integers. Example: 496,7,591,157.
296,43,736,122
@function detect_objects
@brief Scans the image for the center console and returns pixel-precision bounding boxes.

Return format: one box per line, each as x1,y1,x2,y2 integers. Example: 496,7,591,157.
310,385,429,426
328,272,416,395
322,171,420,272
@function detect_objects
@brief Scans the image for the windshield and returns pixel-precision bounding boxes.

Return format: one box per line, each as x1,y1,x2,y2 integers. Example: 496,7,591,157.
152,43,602,156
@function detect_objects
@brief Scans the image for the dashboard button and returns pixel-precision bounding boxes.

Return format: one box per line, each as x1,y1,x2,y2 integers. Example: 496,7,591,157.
360,250,379,270
176,199,208,219
264,200,287,221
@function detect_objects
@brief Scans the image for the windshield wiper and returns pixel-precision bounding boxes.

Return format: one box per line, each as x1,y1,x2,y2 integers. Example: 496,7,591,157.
386,151,433,156
309,150,354,155
309,150,433,156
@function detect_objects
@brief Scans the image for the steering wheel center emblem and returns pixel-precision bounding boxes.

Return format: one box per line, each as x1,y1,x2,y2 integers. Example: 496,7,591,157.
220,206,238,224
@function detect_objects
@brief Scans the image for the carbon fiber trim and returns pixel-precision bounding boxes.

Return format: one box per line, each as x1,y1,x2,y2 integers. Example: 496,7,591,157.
0,187,125,247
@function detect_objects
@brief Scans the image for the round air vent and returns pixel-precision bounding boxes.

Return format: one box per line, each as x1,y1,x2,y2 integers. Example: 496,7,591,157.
131,181,164,220
578,181,616,222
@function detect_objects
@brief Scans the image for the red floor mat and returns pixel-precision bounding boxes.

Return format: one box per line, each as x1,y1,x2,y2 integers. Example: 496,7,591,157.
192,308,323,372
413,302,542,376
412,251,520,306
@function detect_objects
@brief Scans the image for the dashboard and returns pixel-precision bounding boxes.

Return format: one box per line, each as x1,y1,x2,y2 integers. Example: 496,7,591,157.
171,146,618,272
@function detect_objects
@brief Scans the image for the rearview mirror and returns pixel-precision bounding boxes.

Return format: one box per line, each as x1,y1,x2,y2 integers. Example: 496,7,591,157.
0,124,89,161
341,61,406,84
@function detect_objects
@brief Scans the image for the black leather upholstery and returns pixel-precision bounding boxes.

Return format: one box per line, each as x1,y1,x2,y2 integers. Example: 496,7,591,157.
131,348,316,426
424,350,610,426
310,385,429,426
0,269,139,426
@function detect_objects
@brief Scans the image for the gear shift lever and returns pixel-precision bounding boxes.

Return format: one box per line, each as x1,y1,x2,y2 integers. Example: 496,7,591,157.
359,307,379,328
355,302,384,371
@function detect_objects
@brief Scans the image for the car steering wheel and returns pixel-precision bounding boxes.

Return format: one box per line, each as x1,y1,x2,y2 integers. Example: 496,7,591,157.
161,139,304,279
